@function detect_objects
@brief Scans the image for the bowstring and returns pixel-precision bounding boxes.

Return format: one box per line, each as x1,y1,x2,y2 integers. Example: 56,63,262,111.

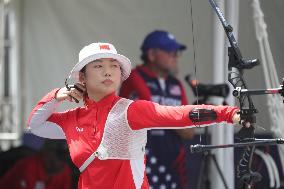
187,0,201,143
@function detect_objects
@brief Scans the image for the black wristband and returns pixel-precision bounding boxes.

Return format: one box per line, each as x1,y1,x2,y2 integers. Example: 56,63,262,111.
189,108,217,123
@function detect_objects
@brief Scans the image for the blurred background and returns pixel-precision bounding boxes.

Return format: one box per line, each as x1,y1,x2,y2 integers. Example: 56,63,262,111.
0,0,284,188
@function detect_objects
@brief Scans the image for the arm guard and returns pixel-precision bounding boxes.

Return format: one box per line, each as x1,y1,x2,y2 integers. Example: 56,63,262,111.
189,108,217,123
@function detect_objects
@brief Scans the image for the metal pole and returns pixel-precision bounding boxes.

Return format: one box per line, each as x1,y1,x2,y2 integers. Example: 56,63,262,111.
211,1,226,189
225,1,239,188
0,0,4,98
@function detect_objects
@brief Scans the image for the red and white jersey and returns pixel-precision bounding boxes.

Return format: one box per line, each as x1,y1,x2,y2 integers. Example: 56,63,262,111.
27,89,238,189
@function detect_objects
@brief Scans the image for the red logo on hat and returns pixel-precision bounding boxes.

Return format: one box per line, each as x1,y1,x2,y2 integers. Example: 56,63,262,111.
99,45,110,50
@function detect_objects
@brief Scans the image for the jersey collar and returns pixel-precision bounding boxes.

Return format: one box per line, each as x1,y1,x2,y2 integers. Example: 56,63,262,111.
137,64,168,79
85,92,119,108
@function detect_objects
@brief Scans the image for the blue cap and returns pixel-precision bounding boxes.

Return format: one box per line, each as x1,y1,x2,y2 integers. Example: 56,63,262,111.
141,30,187,52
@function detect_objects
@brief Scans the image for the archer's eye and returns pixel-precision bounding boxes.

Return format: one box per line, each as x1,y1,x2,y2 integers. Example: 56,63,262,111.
94,64,102,68
111,64,120,68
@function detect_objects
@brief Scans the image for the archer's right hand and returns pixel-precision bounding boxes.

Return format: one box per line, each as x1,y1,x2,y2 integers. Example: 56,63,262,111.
55,83,86,103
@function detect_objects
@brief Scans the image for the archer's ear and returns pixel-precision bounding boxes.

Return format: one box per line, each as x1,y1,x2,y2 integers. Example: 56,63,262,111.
78,72,86,84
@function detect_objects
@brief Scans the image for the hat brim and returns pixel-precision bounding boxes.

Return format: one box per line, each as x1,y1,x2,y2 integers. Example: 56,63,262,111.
70,53,132,81
141,42,187,52
163,43,187,52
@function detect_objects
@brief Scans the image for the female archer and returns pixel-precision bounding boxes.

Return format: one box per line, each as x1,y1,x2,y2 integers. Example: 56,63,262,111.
27,42,243,189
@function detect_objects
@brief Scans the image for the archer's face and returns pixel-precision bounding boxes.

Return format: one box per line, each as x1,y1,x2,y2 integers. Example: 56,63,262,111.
81,58,122,97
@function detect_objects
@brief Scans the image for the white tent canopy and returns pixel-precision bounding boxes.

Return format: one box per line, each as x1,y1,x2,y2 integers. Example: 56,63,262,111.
13,0,283,129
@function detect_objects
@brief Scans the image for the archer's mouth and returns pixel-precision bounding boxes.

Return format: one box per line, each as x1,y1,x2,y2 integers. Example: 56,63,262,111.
102,79,114,85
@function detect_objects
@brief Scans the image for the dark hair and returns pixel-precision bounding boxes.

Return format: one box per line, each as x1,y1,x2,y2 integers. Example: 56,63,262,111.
80,65,86,74
140,52,148,63
140,48,160,64
79,65,88,105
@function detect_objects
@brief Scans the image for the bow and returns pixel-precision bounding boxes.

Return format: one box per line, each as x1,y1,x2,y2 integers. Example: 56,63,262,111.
189,0,284,188
209,0,260,187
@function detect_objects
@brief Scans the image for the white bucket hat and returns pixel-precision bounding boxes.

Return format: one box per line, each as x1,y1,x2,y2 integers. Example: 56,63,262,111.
70,42,132,81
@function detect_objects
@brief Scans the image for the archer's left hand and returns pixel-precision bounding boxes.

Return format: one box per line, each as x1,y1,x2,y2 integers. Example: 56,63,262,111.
232,112,251,128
